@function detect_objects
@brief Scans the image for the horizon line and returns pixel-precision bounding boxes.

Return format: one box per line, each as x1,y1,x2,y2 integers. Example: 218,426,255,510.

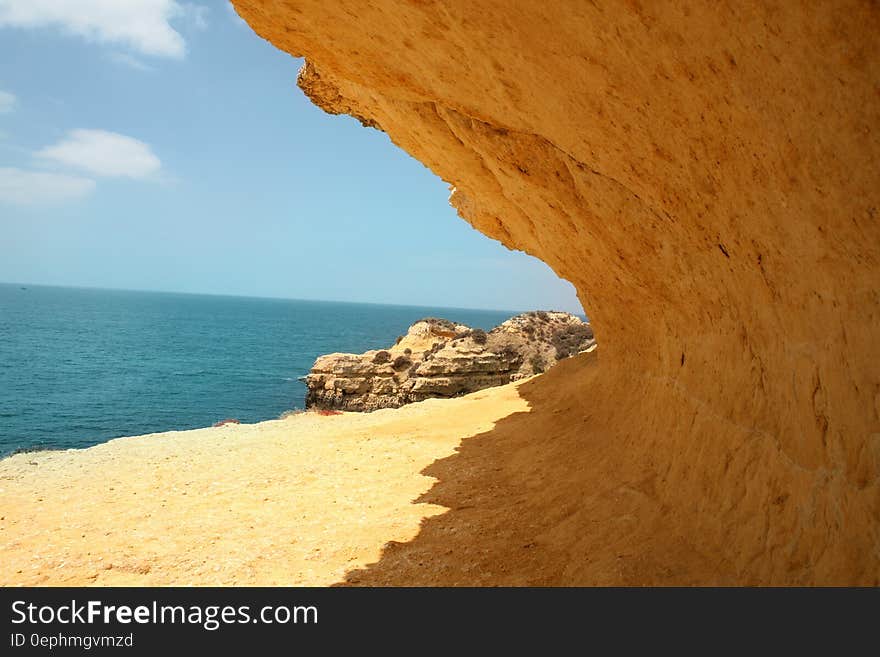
0,280,586,318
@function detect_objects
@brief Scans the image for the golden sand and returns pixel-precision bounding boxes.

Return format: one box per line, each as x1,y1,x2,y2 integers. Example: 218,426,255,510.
0,381,528,586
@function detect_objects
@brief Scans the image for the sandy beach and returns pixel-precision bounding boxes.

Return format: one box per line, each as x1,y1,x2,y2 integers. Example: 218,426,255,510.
0,377,529,586
3,347,876,585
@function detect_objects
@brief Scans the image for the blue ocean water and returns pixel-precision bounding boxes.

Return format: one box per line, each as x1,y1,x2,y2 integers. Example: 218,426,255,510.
0,283,520,456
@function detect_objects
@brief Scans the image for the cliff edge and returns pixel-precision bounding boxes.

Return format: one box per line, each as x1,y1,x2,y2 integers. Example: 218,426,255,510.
306,312,594,411
231,1,879,583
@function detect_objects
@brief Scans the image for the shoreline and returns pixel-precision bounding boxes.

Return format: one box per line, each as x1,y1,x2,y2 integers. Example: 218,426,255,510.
0,378,531,586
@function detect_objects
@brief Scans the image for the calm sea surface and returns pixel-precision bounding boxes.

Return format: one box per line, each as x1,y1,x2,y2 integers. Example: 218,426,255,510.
0,284,519,456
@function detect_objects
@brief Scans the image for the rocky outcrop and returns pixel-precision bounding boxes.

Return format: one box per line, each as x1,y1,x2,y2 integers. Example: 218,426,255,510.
232,2,879,583
306,313,594,411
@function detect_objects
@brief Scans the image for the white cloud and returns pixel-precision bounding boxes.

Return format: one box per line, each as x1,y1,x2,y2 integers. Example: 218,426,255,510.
2,128,163,206
0,0,190,58
36,129,161,179
0,167,95,205
0,89,16,113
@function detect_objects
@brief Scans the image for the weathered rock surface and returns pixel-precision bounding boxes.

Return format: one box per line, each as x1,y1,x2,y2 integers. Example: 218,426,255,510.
306,313,594,411
232,1,879,584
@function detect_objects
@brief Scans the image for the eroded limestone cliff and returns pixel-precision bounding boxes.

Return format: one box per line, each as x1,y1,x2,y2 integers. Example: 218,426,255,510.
232,1,880,584
306,313,594,411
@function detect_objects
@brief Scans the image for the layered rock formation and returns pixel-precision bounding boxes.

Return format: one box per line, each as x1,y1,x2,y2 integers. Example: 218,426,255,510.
232,1,879,583
306,313,594,411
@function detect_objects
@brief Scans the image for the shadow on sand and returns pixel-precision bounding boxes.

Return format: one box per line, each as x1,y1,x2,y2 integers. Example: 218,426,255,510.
334,350,721,586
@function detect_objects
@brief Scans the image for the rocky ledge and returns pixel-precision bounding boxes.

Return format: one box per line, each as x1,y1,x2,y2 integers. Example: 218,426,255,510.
305,312,594,412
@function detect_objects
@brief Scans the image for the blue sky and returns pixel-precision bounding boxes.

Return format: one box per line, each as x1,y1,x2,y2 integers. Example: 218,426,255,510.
0,1,582,313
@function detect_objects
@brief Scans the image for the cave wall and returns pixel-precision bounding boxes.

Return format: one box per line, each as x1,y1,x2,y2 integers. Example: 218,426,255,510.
231,0,879,583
